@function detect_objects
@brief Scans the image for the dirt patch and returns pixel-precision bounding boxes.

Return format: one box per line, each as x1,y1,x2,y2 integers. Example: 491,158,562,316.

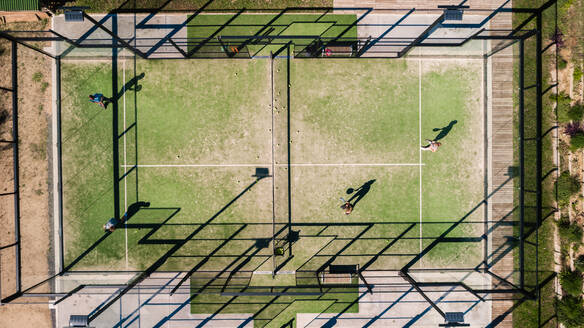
0,20,52,327
0,304,51,326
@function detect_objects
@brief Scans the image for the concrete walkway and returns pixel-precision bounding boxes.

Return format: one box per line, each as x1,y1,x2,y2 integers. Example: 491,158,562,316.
55,271,492,328
485,9,516,328
334,0,509,10
52,14,188,58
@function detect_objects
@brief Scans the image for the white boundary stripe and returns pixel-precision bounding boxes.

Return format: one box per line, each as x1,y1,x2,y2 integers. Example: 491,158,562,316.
123,60,129,269
270,54,277,274
418,57,423,260
121,163,425,167
283,163,424,167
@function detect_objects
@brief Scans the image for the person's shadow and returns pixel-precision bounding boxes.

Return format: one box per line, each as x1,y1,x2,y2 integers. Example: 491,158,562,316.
347,179,376,208
433,120,457,141
121,201,151,223
100,72,146,109
114,72,146,102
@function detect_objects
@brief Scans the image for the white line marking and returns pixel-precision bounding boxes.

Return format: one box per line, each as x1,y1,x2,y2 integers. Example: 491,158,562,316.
123,60,128,269
418,57,423,261
120,163,425,167
253,270,295,275
283,163,424,167
270,54,277,276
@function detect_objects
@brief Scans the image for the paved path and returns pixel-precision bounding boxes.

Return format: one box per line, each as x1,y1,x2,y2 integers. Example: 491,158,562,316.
334,0,509,10
486,8,515,328
334,0,504,57
52,14,188,58
55,271,491,327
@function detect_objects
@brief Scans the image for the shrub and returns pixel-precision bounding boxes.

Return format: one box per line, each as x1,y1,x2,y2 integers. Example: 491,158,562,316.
570,132,584,151
559,57,569,70
558,217,583,245
560,140,571,159
556,171,581,207
575,255,584,272
565,122,583,136
557,92,573,122
0,110,8,125
550,29,565,48
559,0,575,16
32,71,43,83
557,295,584,328
575,65,583,83
568,104,584,122
560,268,583,297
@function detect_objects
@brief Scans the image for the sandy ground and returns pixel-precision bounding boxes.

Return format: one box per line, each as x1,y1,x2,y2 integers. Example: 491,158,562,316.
0,21,53,327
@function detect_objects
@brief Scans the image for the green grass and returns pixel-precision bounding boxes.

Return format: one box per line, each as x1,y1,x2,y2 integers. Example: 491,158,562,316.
72,0,333,13
559,268,583,297
62,55,485,325
557,295,584,328
512,1,561,327
286,59,485,269
190,276,359,328
62,57,484,267
61,62,119,267
186,13,357,57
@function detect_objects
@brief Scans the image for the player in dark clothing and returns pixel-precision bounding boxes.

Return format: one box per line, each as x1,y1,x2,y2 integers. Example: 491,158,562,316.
103,217,121,232
89,93,109,108
103,201,151,232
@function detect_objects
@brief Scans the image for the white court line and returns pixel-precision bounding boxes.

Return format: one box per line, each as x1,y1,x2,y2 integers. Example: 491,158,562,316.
418,57,423,259
123,60,128,269
120,163,425,167
282,163,424,167
270,55,277,274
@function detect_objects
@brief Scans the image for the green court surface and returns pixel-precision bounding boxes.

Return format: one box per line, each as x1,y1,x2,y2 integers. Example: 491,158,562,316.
63,59,484,270
190,277,359,328
186,13,358,56
60,54,485,307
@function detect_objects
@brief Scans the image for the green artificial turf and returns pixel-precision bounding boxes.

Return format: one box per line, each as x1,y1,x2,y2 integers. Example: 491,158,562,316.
60,56,485,325
190,276,359,328
61,57,485,270
186,13,358,57
285,59,485,268
511,2,560,327
61,62,122,268
419,62,484,268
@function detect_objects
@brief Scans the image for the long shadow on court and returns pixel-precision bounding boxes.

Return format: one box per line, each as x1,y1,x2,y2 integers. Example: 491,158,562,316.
186,8,246,57
88,175,270,322
485,272,556,328
401,176,514,272
394,172,557,326
61,201,152,272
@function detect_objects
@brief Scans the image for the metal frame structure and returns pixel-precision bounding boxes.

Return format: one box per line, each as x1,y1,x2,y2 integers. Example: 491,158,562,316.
0,0,558,326
0,40,22,304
